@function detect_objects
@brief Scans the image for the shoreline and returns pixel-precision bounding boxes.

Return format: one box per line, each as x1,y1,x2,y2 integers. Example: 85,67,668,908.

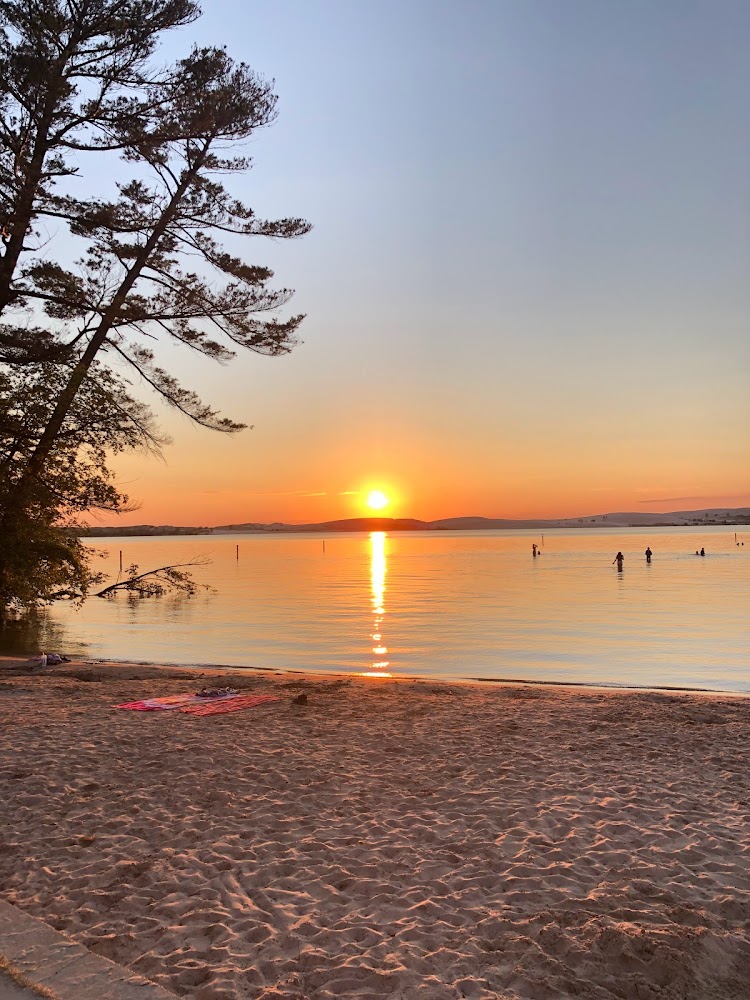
1,660,749,998
3,655,746,698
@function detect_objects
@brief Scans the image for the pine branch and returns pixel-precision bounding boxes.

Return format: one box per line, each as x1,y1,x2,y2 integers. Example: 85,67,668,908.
94,558,210,598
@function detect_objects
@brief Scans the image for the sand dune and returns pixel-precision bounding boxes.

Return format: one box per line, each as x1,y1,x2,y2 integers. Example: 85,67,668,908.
1,662,749,999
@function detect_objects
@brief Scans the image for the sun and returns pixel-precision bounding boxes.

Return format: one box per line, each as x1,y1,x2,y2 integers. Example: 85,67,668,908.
366,490,390,511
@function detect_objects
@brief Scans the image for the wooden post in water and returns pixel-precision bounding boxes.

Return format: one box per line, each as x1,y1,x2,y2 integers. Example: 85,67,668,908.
119,550,123,573
323,540,326,555
236,544,239,561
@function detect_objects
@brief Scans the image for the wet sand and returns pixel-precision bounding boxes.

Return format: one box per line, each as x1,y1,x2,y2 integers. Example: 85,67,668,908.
1,659,749,999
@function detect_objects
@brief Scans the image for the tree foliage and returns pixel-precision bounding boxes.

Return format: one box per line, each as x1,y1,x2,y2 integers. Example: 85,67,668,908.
0,0,201,356
0,361,164,610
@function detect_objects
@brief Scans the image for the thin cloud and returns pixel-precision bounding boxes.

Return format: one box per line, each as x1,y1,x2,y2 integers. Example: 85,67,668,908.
639,496,706,504
246,489,322,497
639,494,750,505
195,488,328,497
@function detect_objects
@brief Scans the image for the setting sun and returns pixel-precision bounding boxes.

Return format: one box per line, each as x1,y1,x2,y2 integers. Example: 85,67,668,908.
366,490,390,511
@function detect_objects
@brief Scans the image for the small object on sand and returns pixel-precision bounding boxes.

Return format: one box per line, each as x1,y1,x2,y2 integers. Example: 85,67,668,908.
196,687,238,699
292,693,308,705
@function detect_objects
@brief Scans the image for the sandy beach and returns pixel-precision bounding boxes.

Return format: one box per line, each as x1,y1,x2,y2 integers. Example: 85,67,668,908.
1,660,749,1000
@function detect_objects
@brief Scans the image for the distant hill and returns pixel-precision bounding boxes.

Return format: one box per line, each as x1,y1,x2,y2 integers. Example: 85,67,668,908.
546,507,750,529
81,507,750,537
218,517,428,533
81,524,211,537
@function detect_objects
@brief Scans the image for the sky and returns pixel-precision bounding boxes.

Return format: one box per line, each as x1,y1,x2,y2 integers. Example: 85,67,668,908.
104,0,750,525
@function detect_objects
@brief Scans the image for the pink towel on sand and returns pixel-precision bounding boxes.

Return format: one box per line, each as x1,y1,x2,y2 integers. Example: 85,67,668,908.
115,693,237,711
116,694,200,711
179,694,280,716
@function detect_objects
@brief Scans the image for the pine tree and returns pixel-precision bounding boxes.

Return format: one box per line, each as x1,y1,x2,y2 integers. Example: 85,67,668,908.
0,14,310,612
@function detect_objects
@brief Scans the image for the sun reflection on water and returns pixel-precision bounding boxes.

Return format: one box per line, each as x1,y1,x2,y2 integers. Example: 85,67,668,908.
366,531,392,677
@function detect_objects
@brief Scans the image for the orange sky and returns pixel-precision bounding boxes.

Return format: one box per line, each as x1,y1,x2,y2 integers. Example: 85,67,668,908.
108,372,750,525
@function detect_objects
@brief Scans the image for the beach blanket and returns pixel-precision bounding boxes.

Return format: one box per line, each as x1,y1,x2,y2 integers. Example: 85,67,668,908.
116,693,238,711
179,694,280,716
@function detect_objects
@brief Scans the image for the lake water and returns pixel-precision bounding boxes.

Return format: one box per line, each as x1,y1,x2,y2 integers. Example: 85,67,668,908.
1,527,748,691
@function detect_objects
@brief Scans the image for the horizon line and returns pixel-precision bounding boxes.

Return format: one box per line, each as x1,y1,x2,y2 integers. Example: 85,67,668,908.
83,504,750,531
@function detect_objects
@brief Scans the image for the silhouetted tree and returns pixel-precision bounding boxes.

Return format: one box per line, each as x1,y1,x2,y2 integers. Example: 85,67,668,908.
0,14,310,613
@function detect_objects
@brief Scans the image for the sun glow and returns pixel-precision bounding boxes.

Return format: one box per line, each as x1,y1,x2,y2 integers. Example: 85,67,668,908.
366,490,390,511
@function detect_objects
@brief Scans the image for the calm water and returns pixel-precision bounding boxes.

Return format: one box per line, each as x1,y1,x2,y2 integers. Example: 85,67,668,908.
1,527,748,691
